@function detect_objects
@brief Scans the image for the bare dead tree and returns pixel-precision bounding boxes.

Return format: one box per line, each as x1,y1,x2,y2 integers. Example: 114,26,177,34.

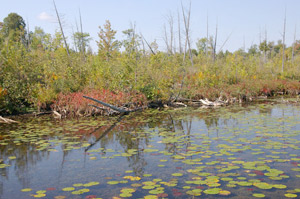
163,24,171,54
282,8,286,73
177,10,182,54
53,0,70,57
292,24,296,62
141,34,156,55
212,21,218,62
79,9,86,60
140,33,146,56
130,22,139,85
181,1,193,66
168,13,174,55
218,31,232,53
206,13,209,56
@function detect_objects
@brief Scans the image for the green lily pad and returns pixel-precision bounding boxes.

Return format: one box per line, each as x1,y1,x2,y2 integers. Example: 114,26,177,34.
121,188,135,193
33,193,46,198
36,190,46,194
73,183,83,187
144,195,158,199
172,173,183,177
8,156,16,160
254,182,273,190
62,187,75,191
273,184,287,189
285,193,298,198
71,188,89,195
83,181,100,187
21,188,32,192
142,185,155,190
119,193,132,197
219,190,231,196
107,181,119,185
253,193,265,198
203,188,221,194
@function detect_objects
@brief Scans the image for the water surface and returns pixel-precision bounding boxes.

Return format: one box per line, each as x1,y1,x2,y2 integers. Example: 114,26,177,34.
1,102,300,198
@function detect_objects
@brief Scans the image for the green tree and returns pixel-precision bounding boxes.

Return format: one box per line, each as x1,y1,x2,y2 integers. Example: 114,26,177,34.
1,13,26,41
196,38,208,54
30,27,52,50
97,20,119,61
248,44,259,56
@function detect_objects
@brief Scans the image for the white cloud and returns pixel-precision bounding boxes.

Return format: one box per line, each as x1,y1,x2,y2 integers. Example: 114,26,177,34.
38,12,55,22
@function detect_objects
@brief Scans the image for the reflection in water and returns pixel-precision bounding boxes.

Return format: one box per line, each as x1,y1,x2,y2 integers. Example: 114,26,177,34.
0,102,300,198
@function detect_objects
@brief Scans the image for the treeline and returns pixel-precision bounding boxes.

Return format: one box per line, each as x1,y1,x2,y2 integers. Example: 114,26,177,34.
0,12,300,115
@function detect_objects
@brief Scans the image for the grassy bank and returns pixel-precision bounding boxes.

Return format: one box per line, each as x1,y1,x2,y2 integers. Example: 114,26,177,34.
1,14,300,116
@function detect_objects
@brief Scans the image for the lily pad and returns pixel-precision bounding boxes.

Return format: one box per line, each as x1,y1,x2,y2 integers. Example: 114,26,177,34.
21,188,32,192
253,193,265,198
62,187,75,191
203,188,221,194
107,181,119,185
285,193,298,198
172,173,183,177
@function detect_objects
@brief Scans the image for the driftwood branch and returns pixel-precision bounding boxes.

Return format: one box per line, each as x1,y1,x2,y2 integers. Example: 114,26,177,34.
200,98,228,106
0,116,19,124
53,111,62,119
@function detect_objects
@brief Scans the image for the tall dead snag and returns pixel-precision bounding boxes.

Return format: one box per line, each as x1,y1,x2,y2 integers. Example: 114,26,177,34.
218,31,232,53
163,24,170,54
212,21,218,62
53,0,70,57
292,25,296,62
282,8,286,73
206,14,209,57
181,1,193,66
141,34,156,55
177,10,182,54
163,13,175,55
168,13,174,54
79,8,86,61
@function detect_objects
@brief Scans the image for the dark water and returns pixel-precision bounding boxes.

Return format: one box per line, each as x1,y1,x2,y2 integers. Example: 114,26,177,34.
1,101,300,199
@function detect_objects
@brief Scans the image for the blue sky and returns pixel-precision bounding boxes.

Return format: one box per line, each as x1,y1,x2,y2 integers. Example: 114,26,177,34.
1,0,299,52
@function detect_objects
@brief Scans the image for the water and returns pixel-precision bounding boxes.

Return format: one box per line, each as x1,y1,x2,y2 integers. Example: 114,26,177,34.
1,101,300,199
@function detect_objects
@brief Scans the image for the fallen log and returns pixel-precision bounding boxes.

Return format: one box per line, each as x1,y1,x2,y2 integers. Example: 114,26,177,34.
84,96,148,116
83,96,129,113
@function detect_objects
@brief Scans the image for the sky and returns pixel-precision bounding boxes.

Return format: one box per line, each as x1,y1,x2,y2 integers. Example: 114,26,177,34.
1,0,300,53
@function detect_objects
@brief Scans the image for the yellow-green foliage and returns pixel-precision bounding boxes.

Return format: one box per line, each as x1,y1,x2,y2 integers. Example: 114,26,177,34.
1,14,300,114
